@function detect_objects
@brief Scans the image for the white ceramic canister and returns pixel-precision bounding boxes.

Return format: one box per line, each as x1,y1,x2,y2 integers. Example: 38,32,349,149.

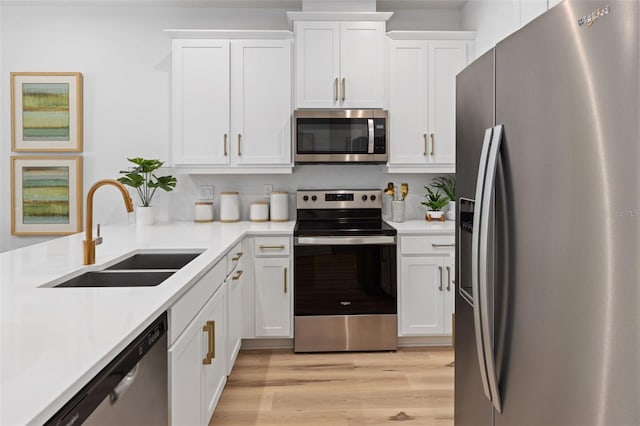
250,201,269,222
270,191,289,222
220,192,240,223
194,201,214,223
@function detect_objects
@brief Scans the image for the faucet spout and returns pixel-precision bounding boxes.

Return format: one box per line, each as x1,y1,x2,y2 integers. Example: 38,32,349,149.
83,179,134,265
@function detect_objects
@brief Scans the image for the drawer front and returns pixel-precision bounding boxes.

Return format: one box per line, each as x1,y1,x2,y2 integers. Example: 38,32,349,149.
401,234,455,255
170,259,226,344
254,237,290,257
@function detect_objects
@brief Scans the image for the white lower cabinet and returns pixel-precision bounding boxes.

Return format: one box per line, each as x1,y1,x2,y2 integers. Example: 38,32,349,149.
169,271,227,426
253,237,293,338
398,234,455,337
226,241,245,374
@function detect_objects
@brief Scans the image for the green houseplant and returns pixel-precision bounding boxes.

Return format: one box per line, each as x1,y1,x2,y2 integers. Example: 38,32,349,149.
432,176,456,220
118,158,177,224
421,186,449,222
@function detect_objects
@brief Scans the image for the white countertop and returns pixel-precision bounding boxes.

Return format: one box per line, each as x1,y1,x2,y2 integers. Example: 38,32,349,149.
386,219,455,234
0,221,294,426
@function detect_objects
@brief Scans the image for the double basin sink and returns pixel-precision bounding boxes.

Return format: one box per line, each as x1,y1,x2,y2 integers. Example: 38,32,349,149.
54,252,203,288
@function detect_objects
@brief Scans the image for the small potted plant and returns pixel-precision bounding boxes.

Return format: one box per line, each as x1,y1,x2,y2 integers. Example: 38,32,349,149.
433,176,456,220
422,186,449,222
118,158,177,225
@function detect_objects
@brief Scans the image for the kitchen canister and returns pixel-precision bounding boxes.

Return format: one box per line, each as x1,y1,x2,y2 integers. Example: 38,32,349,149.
194,201,214,223
220,192,240,223
270,191,289,222
250,201,269,222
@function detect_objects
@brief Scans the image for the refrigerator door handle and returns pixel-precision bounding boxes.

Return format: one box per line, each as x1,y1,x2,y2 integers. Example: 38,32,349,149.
479,124,504,413
472,127,494,403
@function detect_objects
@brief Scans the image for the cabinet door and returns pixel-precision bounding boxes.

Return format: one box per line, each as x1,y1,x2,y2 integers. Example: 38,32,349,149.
169,316,203,426
202,286,227,424
399,256,445,335
388,40,429,165
172,39,230,166
339,21,386,108
443,257,455,334
294,21,340,108
428,41,467,165
254,257,292,337
231,40,292,165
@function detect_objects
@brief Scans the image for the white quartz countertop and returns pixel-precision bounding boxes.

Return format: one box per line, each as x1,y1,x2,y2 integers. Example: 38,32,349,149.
385,219,455,234
0,221,294,426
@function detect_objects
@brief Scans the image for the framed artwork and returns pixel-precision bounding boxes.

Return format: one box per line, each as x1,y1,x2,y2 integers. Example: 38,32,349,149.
11,156,83,236
11,72,83,152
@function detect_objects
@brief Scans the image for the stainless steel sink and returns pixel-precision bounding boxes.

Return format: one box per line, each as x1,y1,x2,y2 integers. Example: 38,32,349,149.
105,252,202,270
55,271,175,288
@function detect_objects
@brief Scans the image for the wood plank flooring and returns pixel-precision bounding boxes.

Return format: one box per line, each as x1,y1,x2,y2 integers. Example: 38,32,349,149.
210,347,454,426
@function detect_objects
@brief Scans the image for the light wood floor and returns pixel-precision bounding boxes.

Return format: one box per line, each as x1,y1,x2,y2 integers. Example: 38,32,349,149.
210,347,454,426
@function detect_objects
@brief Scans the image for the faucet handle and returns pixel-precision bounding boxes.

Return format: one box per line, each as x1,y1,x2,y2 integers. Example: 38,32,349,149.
96,224,103,246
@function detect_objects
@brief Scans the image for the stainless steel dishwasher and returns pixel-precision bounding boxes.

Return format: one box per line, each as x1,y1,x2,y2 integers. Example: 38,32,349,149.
45,312,168,426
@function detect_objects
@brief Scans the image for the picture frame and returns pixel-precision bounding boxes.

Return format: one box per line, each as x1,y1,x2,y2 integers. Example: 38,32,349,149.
11,156,83,236
11,72,83,152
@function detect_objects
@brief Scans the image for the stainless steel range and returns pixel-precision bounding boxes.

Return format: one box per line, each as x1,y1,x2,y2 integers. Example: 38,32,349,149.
293,189,398,352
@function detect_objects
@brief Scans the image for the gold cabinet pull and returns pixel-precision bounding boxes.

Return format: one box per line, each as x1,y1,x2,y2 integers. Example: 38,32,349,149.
334,78,339,102
446,266,451,291
237,134,242,156
430,133,436,156
423,134,428,156
224,133,228,156
284,267,288,293
232,270,244,281
259,244,285,250
207,320,215,360
202,322,214,365
232,252,244,261
341,78,346,101
438,266,443,291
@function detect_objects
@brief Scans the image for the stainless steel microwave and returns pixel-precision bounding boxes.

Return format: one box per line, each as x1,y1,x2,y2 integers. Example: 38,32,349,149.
294,109,388,164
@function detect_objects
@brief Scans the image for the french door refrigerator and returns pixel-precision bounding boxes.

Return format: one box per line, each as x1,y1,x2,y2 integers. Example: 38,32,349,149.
454,1,639,426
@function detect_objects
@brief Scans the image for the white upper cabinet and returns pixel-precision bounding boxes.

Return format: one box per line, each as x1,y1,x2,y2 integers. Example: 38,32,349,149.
172,39,230,166
388,33,474,173
294,20,386,108
170,31,292,173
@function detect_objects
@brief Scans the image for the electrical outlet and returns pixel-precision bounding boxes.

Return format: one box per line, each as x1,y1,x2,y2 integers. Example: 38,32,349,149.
198,185,214,200
264,184,273,196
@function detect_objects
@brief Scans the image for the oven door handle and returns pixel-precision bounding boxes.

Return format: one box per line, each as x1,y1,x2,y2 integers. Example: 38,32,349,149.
295,236,396,245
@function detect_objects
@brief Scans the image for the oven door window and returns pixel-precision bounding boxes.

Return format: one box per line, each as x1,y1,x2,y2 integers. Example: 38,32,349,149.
296,118,370,154
294,244,397,315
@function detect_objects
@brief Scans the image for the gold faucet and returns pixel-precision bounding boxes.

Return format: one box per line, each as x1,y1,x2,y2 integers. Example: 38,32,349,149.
83,179,134,265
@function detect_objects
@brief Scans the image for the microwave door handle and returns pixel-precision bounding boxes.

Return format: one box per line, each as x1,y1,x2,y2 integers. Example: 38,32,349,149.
368,119,375,154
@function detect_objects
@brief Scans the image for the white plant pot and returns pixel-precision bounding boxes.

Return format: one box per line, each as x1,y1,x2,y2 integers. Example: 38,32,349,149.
426,210,445,222
446,200,456,221
136,206,155,225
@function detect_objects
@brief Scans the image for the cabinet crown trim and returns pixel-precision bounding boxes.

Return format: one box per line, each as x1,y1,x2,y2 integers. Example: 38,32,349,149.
386,30,476,40
287,11,393,24
164,29,293,39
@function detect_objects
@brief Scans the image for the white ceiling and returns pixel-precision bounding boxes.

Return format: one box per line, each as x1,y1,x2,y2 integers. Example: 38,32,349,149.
0,0,468,10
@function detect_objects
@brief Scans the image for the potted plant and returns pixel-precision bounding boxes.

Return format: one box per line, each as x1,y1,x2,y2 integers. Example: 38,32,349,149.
433,176,456,220
421,186,449,222
118,158,177,225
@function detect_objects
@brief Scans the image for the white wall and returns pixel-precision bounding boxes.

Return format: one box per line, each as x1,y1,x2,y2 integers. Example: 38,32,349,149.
0,3,460,252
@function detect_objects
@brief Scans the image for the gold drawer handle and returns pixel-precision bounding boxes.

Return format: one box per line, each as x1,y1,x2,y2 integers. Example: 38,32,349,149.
232,270,244,281
232,252,244,261
259,244,285,250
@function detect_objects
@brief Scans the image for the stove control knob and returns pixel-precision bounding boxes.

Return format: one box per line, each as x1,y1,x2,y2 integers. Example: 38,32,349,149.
362,195,368,201
303,195,309,202
370,194,376,201
311,195,317,202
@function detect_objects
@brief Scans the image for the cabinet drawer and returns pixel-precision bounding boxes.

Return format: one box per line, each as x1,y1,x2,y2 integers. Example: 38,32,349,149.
401,235,455,255
254,237,290,256
170,259,226,344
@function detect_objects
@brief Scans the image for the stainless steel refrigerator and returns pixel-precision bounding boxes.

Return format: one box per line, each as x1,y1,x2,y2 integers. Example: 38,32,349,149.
454,1,639,425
